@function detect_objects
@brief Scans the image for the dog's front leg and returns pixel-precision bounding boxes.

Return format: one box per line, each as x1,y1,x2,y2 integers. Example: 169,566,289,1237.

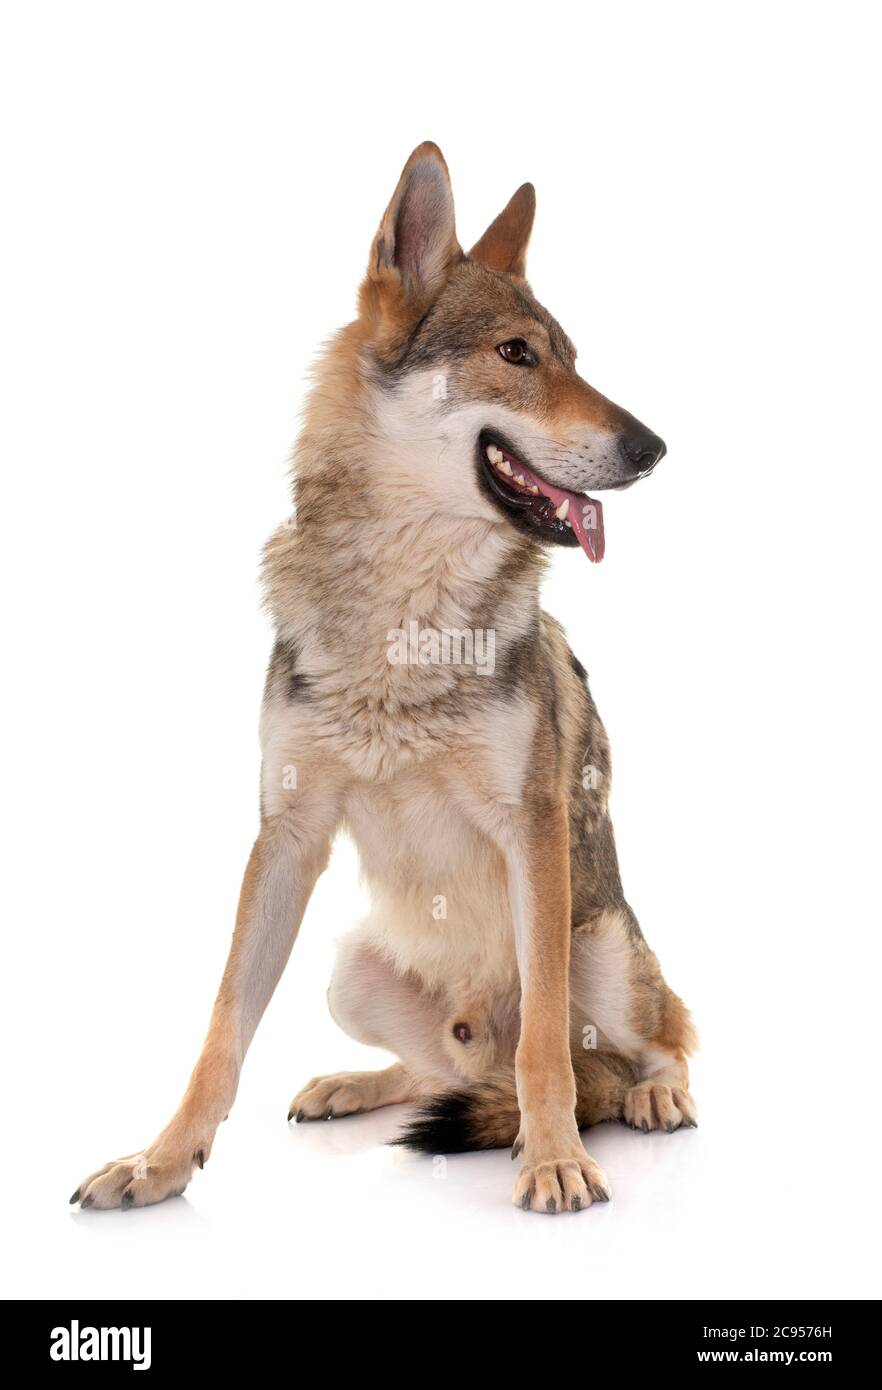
507,799,611,1214
71,795,339,1211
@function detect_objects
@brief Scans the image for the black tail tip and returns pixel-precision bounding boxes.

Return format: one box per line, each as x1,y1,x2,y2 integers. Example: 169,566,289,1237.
391,1091,475,1155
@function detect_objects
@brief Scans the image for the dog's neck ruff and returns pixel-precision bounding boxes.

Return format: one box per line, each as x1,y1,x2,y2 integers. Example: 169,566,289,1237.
267,479,543,658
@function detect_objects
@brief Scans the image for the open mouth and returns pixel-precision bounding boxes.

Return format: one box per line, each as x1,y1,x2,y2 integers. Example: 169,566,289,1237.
476,430,605,563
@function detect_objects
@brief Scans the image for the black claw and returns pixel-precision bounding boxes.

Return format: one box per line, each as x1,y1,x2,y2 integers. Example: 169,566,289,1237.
195,1150,204,1169
546,1197,557,1214
571,1194,582,1212
511,1138,523,1160
641,1119,650,1134
590,1185,611,1203
287,1110,294,1122
69,1189,81,1206
324,1108,333,1120
666,1121,676,1134
120,1189,134,1210
521,1190,532,1211
80,1194,94,1210
295,1109,304,1123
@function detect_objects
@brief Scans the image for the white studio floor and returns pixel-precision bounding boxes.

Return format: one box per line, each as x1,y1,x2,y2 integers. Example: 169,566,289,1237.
12,1031,874,1303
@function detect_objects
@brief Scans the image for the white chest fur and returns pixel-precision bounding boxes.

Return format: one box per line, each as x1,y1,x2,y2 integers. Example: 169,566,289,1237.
343,768,521,997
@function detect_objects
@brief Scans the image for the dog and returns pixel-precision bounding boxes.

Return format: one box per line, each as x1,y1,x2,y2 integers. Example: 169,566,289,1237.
71,143,696,1216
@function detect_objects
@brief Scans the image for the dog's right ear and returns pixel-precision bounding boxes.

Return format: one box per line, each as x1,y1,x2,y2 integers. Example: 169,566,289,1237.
469,183,536,279
359,142,462,354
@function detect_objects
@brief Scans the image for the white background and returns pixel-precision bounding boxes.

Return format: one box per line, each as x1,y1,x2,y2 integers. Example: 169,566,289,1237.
2,1,880,1301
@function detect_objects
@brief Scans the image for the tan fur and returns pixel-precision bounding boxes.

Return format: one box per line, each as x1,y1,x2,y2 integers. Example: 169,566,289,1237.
289,1063,420,1120
73,144,694,1216
412,1049,640,1152
359,140,463,357
469,182,536,278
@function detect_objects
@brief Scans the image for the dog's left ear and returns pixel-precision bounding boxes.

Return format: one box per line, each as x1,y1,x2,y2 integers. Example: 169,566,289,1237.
469,183,536,278
360,142,462,352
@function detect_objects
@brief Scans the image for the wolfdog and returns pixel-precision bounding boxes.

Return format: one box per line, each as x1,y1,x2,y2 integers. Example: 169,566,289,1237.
72,143,695,1216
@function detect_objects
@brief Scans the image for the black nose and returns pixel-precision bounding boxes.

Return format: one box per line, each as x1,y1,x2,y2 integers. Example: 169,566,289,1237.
619,425,666,477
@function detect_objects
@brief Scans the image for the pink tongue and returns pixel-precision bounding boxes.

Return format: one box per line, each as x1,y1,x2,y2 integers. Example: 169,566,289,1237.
534,477,605,564
492,447,606,562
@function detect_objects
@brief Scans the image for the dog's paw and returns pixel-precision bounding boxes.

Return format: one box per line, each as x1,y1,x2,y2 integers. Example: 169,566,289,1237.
624,1081,697,1132
288,1070,387,1122
511,1147,611,1214
70,1135,209,1211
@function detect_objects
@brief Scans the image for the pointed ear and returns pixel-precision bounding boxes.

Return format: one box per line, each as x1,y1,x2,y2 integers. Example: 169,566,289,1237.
360,142,462,349
469,183,536,278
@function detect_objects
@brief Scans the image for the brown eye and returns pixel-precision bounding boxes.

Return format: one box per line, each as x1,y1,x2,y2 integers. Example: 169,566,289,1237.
498,338,535,366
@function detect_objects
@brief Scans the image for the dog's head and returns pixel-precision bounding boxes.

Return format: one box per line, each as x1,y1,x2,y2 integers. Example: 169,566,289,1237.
355,142,665,563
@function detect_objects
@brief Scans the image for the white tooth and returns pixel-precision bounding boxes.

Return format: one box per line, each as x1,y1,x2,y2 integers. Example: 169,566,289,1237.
498,458,513,476
529,485,539,494
554,498,570,521
514,474,526,486
565,520,572,528
487,445,503,464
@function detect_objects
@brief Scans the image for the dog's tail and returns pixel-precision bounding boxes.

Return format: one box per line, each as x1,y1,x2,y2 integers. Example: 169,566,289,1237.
392,1050,639,1153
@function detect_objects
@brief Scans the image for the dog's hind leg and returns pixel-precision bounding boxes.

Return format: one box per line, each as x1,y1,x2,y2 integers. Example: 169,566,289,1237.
289,1062,416,1121
289,932,457,1121
570,906,698,1133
